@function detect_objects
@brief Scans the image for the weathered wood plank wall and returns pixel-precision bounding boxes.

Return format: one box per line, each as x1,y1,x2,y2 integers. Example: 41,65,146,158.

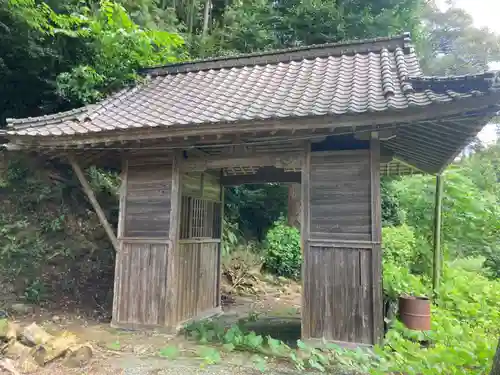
309,150,371,241
173,170,223,325
113,239,169,327
302,143,383,346
176,240,220,322
112,156,173,329
123,163,172,238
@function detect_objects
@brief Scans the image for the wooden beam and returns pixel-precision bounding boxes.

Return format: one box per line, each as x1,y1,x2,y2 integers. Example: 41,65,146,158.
68,155,119,252
370,135,383,345
221,168,301,185
182,151,304,171
432,174,443,294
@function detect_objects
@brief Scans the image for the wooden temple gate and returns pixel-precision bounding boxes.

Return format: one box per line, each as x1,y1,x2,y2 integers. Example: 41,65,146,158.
3,33,499,347
109,138,383,344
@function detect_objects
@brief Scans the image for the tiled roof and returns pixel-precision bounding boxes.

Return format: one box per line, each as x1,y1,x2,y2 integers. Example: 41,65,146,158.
5,33,500,174
8,33,499,138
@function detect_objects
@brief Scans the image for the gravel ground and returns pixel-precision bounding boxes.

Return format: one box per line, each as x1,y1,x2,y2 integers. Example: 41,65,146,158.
31,354,302,375
110,356,298,375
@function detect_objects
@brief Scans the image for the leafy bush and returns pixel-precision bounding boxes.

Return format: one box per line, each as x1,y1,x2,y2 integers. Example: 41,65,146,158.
222,219,243,257
185,262,500,374
224,184,289,241
382,224,416,267
372,263,500,375
382,224,433,276
381,178,404,226
484,250,500,279
393,165,500,260
0,158,117,311
383,261,429,300
263,220,301,279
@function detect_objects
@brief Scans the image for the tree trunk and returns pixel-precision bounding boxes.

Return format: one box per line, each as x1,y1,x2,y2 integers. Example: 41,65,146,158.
202,0,211,37
287,183,301,229
491,337,500,375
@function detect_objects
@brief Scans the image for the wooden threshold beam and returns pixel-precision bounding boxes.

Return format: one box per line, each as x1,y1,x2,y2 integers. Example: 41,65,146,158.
68,155,119,252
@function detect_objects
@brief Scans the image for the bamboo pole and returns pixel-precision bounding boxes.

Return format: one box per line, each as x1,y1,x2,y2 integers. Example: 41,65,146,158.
69,155,119,252
432,174,443,294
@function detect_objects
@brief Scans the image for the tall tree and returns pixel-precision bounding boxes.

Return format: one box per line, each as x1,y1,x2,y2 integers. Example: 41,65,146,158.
200,0,425,55
419,1,500,75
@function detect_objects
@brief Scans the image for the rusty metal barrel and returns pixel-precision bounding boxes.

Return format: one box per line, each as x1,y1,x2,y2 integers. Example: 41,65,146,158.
398,296,431,331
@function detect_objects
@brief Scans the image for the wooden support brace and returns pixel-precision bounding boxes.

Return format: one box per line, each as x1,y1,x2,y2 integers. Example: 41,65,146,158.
68,155,119,252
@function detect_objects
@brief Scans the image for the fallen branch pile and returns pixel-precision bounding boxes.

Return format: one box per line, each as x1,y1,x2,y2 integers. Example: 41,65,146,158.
0,320,92,373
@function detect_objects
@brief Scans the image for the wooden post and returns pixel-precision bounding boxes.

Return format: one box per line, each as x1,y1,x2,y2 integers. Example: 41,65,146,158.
287,183,301,229
69,155,119,252
432,174,443,293
300,144,311,339
166,152,181,328
370,135,383,344
216,169,224,307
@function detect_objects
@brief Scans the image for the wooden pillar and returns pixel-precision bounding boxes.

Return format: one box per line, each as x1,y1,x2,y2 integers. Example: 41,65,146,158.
216,170,224,308
369,136,383,344
288,183,301,229
166,152,182,328
432,174,443,293
302,139,382,347
301,143,311,340
112,158,127,328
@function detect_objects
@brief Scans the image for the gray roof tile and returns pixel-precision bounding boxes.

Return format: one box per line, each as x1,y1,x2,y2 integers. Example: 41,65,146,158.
5,33,500,138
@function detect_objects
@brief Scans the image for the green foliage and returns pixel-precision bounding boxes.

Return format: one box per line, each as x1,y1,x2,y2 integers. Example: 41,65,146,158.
393,156,500,260
382,224,433,275
107,340,122,350
419,2,500,76
371,264,500,374
24,279,48,303
184,316,347,373
382,224,416,267
381,177,404,226
221,219,242,256
8,0,185,105
203,0,424,55
0,157,117,308
263,220,301,279
383,261,429,300
224,185,288,241
158,345,180,359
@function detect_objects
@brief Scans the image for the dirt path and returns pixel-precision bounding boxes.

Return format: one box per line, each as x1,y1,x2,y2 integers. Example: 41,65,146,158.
4,281,306,374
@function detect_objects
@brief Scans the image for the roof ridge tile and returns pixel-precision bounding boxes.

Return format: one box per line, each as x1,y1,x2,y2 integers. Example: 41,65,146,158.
142,33,412,76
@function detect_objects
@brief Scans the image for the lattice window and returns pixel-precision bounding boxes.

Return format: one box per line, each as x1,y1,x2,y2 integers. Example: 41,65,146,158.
180,197,222,239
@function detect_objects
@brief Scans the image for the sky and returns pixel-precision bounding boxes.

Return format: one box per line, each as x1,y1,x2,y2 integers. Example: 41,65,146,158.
436,0,499,144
